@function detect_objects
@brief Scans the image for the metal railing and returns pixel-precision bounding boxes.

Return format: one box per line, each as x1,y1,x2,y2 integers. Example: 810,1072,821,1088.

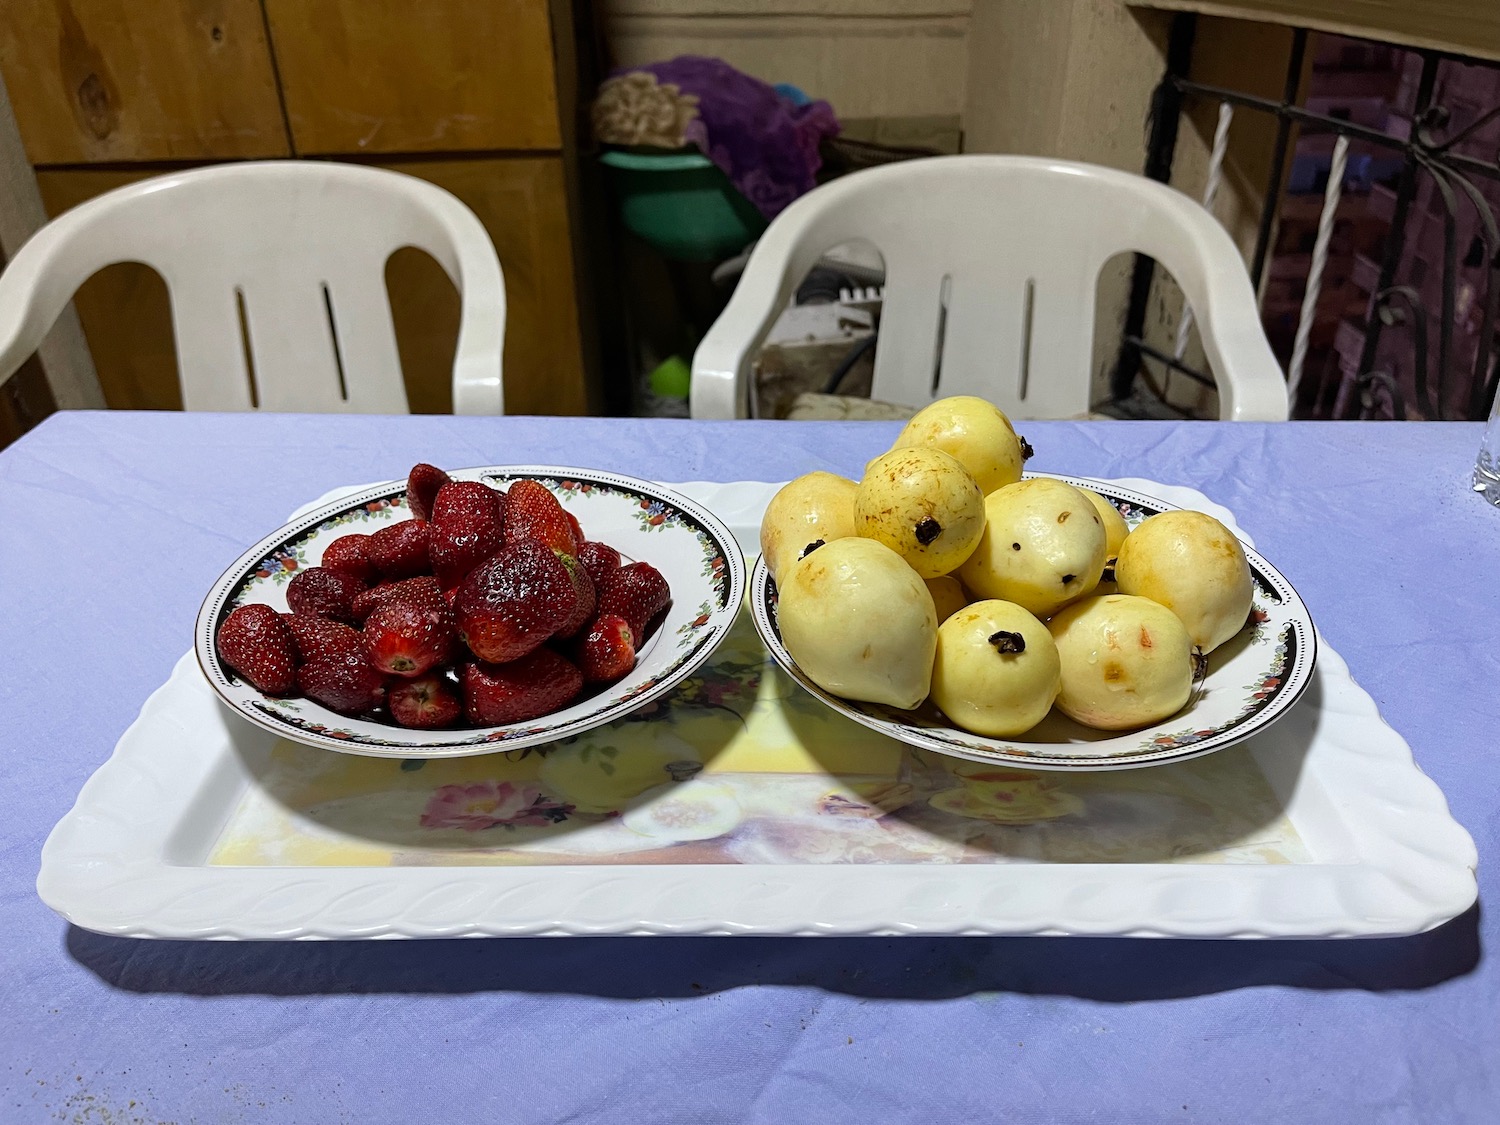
1112,14,1500,422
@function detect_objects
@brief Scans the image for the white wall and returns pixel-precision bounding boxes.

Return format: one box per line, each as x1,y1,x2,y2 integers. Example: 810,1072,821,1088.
602,0,971,120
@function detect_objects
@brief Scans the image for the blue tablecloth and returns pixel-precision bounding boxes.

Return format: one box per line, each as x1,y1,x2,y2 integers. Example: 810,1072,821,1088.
2,412,1494,1124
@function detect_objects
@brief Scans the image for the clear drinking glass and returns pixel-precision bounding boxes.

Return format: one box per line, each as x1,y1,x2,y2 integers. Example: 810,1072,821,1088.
1476,382,1500,506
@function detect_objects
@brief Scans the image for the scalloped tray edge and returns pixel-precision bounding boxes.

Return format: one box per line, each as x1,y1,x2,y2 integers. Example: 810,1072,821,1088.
36,479,1478,939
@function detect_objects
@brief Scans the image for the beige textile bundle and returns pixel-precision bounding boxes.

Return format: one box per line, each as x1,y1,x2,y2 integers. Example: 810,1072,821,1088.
592,71,701,148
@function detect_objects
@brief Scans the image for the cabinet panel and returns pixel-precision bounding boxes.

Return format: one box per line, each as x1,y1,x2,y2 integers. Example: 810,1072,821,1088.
0,0,289,164
381,156,589,416
265,0,562,155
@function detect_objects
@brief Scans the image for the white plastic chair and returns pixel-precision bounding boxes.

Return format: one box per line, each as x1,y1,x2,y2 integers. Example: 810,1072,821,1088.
692,155,1288,421
0,161,506,414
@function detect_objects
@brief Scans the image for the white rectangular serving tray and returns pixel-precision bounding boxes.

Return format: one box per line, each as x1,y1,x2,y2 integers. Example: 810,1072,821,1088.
37,480,1477,939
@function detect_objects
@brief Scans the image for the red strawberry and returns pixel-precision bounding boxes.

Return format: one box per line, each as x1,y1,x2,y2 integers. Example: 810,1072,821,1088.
320,534,378,584
406,463,451,522
429,480,506,590
281,614,385,714
378,575,445,607
351,583,391,622
577,541,622,590
286,565,366,622
462,649,583,725
455,540,580,663
297,651,386,716
388,674,462,729
503,479,580,557
578,613,636,684
284,613,365,663
368,519,433,579
217,604,298,694
363,597,458,677
556,555,596,639
351,576,445,623
565,510,585,547
598,562,671,646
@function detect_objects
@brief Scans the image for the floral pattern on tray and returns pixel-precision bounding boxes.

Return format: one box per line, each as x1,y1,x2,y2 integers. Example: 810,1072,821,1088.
420,782,574,831
210,608,1309,868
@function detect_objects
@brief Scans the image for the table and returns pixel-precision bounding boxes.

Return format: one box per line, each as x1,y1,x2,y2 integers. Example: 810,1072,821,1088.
2,411,1495,1124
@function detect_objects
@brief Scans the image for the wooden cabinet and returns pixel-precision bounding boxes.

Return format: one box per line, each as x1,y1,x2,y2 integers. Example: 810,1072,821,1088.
265,0,562,155
381,157,587,417
0,0,288,163
2,1,598,416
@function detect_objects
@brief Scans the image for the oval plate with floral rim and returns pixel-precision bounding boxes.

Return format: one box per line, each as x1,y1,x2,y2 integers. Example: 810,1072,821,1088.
196,466,744,758
751,474,1317,772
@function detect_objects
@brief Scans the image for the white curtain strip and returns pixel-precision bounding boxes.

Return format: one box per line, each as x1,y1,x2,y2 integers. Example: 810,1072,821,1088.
1175,101,1235,360
1287,134,1350,399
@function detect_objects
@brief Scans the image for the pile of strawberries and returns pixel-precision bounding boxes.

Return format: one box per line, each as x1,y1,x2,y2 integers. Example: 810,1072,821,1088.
216,463,671,730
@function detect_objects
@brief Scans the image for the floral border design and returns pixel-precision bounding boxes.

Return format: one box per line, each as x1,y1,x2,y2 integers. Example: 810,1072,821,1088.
489,473,733,610
226,472,729,633
247,631,734,752
755,466,1316,769
248,544,308,586
236,497,404,597
677,598,715,637
765,571,1301,763
197,468,746,758
1143,628,1291,753
252,699,557,747
1115,498,1152,527
228,462,744,753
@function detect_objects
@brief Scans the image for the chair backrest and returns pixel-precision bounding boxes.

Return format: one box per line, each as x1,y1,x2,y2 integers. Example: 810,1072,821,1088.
692,155,1287,421
0,161,506,414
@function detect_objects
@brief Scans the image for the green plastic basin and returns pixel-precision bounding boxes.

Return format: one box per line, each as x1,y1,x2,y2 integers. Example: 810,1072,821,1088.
600,149,767,262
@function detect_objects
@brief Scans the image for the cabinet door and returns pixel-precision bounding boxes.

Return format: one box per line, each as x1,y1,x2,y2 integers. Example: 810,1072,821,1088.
264,0,561,156
382,156,590,416
35,158,590,417
0,1,288,163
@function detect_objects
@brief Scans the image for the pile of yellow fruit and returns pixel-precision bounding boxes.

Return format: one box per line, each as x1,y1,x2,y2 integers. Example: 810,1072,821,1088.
760,396,1254,738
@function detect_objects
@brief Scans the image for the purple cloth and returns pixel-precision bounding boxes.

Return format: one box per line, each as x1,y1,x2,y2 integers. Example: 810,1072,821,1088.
1,412,1497,1124
629,56,839,217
